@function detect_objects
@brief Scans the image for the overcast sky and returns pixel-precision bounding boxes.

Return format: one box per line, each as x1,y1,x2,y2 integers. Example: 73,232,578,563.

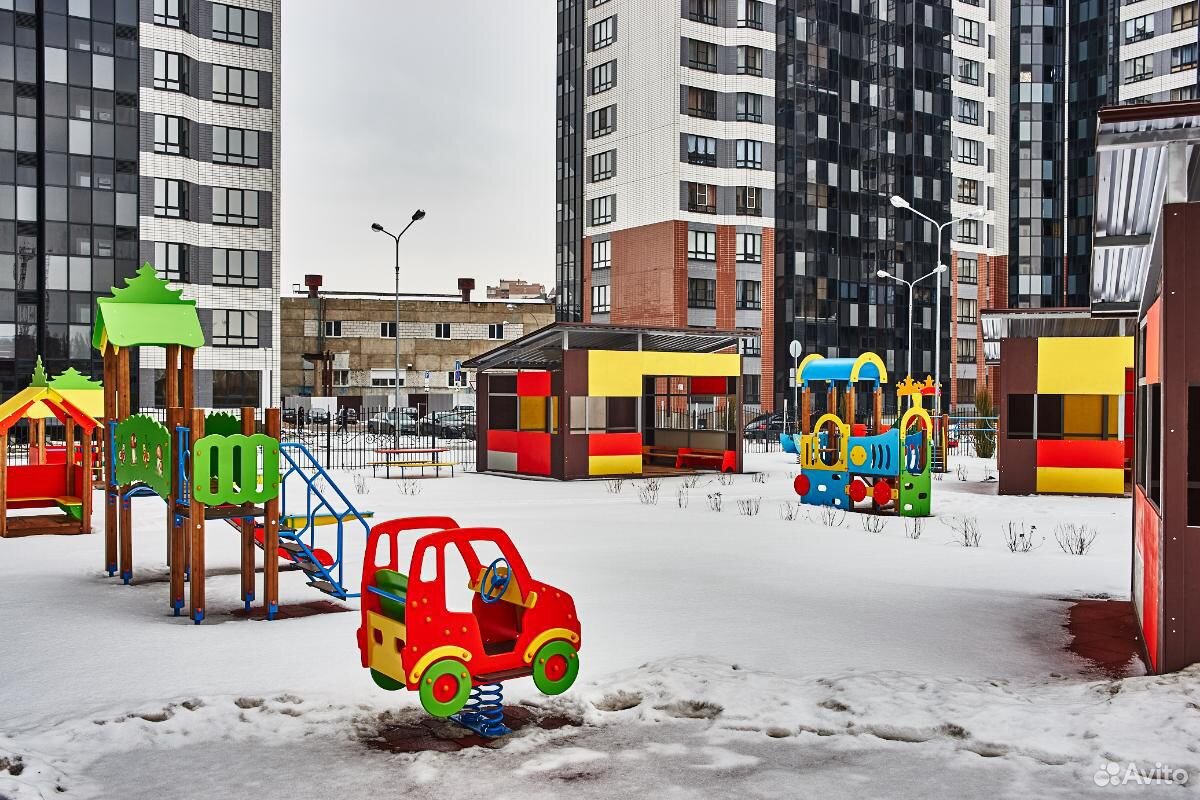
280,2,556,296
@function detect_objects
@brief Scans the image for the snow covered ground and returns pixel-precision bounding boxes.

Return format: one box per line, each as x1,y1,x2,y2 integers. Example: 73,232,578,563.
2,452,1195,799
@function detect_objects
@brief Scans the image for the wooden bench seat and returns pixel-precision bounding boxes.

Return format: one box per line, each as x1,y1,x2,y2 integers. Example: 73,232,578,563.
6,495,83,520
367,460,457,478
675,447,736,473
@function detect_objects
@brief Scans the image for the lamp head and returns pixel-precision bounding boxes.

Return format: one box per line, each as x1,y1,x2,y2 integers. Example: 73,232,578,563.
371,223,384,232
934,265,949,274
876,269,890,278
889,195,909,210
412,209,426,222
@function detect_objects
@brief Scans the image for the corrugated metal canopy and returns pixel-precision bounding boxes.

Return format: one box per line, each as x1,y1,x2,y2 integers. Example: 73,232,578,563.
980,308,1130,365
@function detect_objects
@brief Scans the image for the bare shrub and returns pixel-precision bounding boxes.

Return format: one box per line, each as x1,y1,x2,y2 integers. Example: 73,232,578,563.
680,475,703,489
1055,523,1098,555
313,476,328,495
778,502,801,521
737,497,761,516
352,473,370,496
861,515,887,534
933,470,945,482
1002,521,1041,553
904,518,924,540
982,465,996,482
717,472,735,486
643,478,661,492
396,479,421,496
943,514,982,547
954,464,968,481
638,484,660,505
819,506,847,528
676,487,689,509
751,472,769,484
706,493,723,512
605,479,625,495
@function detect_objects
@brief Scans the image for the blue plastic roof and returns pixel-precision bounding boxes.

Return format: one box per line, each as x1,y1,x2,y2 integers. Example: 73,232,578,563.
800,358,883,386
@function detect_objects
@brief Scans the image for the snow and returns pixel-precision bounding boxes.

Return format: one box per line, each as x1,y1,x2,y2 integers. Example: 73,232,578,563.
1,452,1195,799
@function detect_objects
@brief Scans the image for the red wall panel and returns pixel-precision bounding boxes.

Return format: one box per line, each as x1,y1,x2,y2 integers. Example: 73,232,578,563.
690,376,728,396
516,432,551,476
487,430,520,453
1035,439,1125,470
588,432,642,457
1135,487,1160,671
517,371,552,397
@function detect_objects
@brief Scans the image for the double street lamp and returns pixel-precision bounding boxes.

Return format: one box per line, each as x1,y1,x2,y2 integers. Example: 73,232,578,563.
371,209,426,448
887,196,985,415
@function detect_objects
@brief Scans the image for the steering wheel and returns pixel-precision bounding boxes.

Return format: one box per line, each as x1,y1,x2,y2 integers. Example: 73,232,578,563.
479,558,511,604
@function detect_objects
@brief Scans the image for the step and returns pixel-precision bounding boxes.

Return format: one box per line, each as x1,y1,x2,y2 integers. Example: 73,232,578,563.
295,559,322,574
278,541,304,555
309,580,341,596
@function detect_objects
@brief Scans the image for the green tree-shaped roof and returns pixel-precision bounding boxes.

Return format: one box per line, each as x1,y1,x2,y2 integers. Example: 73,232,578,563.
92,263,205,352
50,367,103,391
29,356,48,387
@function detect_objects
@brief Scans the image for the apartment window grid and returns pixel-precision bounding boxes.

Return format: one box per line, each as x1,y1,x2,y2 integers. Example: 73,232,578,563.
687,229,716,260
592,239,611,270
153,51,187,91
213,309,259,348
736,279,761,310
153,0,185,27
687,0,717,25
591,149,615,181
371,370,401,387
332,370,350,388
213,127,260,167
686,86,717,119
957,218,980,245
434,323,451,339
1124,14,1154,43
592,284,610,314
687,134,717,166
380,322,396,339
154,178,186,218
738,0,764,29
687,182,716,214
957,97,981,125
736,186,762,216
955,137,981,165
154,242,187,282
591,16,616,49
213,188,259,227
153,114,186,156
488,323,504,340
737,46,763,76
736,139,763,169
447,371,468,388
957,337,976,361
1174,2,1198,33
957,378,977,402
213,65,260,107
687,277,716,309
323,320,342,337
213,249,259,287
737,232,762,262
957,17,981,45
590,105,616,138
1172,44,1197,73
1124,55,1154,83
687,39,717,72
591,194,615,225
957,298,978,324
212,4,260,47
957,255,978,285
590,60,616,94
736,92,763,122
956,177,979,205
1172,86,1198,101
957,57,981,85
740,336,761,356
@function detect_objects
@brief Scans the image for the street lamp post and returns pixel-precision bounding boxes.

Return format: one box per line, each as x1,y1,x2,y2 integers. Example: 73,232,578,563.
371,210,426,448
877,265,947,380
889,196,984,415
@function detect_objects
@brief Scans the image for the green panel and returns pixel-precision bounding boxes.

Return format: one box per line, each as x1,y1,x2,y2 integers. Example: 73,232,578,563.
92,264,205,351
204,412,242,437
114,415,172,498
49,367,102,391
193,433,280,505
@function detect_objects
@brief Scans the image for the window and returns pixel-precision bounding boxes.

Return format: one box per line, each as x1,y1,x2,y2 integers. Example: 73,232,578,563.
1173,86,1198,101
738,0,764,29
687,277,715,308
1174,2,1198,32
590,149,615,181
687,0,717,24
740,336,761,357
153,178,186,218
1125,14,1154,43
153,0,184,27
736,186,762,216
957,297,977,324
590,105,616,138
1007,394,1034,439
591,16,615,49
213,310,259,348
737,93,764,124
213,66,260,106
592,239,611,270
590,194,615,225
434,323,451,339
212,4,260,46
153,51,186,92
737,46,763,76
370,369,401,387
153,114,186,156
447,371,468,388
153,242,187,282
1124,56,1154,83
213,126,260,167
688,229,716,260
743,374,761,404
323,320,342,337
380,322,396,339
590,60,615,94
736,280,761,310
687,39,717,72
1172,45,1197,73
211,370,260,408
212,188,259,226
957,17,980,45
213,249,259,287
955,137,981,165
687,182,716,214
956,177,979,205
329,370,350,388
488,323,504,340
957,379,977,402
956,97,980,125
956,219,979,245
737,232,762,262
736,139,763,169
686,134,717,166
957,57,981,85
958,255,978,284
957,338,976,361
591,284,610,313
686,86,717,119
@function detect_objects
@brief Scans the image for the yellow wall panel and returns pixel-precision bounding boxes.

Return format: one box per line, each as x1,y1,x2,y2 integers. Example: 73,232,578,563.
1036,467,1125,496
1037,337,1133,395
588,454,643,476
639,351,740,379
587,350,740,397
519,396,546,431
1063,394,1105,438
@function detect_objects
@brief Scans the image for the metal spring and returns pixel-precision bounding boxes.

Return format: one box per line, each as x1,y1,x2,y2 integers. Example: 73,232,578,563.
459,683,508,737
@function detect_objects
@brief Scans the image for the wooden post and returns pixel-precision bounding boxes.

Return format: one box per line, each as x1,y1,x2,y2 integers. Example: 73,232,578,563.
845,387,856,429
0,430,8,538
263,408,281,620
827,385,838,421
189,408,206,623
103,350,118,576
167,406,185,615
873,387,883,432
180,347,195,575
64,417,76,495
163,346,178,567
80,426,93,534
240,406,256,611
117,346,133,584
801,387,811,435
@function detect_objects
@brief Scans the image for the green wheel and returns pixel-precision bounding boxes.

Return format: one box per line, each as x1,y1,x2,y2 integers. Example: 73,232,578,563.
418,659,472,717
531,640,580,696
370,668,405,692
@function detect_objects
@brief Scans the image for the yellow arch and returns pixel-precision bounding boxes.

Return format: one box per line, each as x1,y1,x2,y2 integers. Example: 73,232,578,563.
849,352,888,385
802,413,848,471
796,353,825,384
899,405,933,435
522,627,582,664
408,645,473,685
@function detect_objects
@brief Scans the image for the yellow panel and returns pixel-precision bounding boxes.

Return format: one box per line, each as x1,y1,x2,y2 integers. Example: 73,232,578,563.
1037,337,1133,395
1106,395,1121,437
519,396,546,431
587,350,741,397
589,454,642,475
366,610,408,684
1036,467,1125,495
1063,395,1104,438
641,351,740,379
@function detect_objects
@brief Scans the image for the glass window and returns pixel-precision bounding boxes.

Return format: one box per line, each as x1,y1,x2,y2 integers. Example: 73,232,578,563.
737,0,764,29
212,126,259,166
686,134,717,166
211,370,261,408
213,249,259,287
736,280,761,310
212,4,260,47
956,296,977,323
590,60,615,94
1123,55,1153,83
591,16,615,49
1124,14,1154,43
592,238,610,269
153,114,186,155
736,92,763,122
153,0,185,28
488,322,504,340
589,104,615,138
737,45,763,76
685,86,716,119
956,97,980,125
687,182,715,214
590,194,615,225
956,177,979,204
687,228,715,260
687,277,715,309
153,178,185,218
153,50,186,92
955,137,981,165
736,186,762,216
212,310,259,348
687,0,717,25
956,57,981,85
153,241,187,281
212,65,260,106
434,322,451,339
737,232,761,262
45,47,66,84
324,320,342,337
957,255,978,284
956,338,976,361
212,187,259,226
736,139,762,169
591,283,610,314
1172,45,1197,73
590,149,615,181
686,39,716,71
1007,395,1034,439
1174,2,1198,32
957,17,980,45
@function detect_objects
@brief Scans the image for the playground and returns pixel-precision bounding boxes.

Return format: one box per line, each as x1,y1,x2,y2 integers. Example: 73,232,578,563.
1,445,1188,799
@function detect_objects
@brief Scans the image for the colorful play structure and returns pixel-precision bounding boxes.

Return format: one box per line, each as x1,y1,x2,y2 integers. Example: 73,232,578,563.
0,360,102,538
790,353,934,517
90,265,371,622
358,516,581,737
465,323,744,478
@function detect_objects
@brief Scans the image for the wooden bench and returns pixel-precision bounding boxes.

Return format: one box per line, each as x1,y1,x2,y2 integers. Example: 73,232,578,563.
675,448,736,473
641,447,679,465
367,460,458,479
7,495,84,520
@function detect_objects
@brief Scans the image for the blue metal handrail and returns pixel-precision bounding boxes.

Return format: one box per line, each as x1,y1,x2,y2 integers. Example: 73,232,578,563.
366,585,406,605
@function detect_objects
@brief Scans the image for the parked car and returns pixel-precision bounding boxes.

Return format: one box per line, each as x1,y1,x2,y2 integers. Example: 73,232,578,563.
336,407,359,426
744,412,788,441
367,408,419,435
419,410,477,440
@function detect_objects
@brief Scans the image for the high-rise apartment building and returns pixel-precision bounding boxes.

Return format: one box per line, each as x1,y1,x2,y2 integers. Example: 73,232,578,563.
1117,1,1199,105
555,0,774,404
0,0,280,408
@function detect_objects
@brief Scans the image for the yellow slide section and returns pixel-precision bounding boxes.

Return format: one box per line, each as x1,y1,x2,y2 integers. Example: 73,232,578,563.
282,511,375,530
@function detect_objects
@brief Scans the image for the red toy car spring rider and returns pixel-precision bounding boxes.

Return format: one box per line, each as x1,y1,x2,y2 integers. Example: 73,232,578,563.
357,516,582,737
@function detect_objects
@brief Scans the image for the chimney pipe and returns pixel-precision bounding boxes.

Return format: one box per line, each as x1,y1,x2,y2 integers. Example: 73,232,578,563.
304,274,323,299
458,278,475,303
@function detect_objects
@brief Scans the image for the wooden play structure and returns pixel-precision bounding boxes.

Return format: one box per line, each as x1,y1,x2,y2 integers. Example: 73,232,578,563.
0,359,100,538
794,352,889,435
